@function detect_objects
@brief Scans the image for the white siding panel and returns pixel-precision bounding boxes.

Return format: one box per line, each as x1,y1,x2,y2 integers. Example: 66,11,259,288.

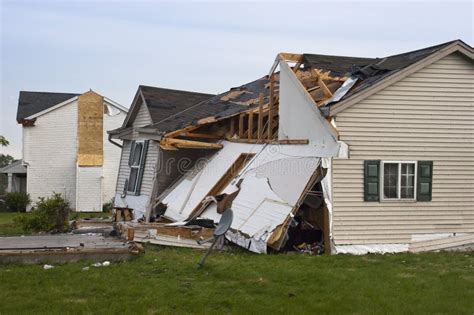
102,109,127,204
332,52,474,245
114,101,158,218
76,166,102,212
23,100,78,209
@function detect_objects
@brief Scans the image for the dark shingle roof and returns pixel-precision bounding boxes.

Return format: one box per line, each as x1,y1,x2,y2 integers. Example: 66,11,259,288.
304,40,467,107
149,76,271,134
139,86,215,123
17,91,79,122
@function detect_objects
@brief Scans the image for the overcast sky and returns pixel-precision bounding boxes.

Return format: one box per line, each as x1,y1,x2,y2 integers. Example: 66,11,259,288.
0,0,472,158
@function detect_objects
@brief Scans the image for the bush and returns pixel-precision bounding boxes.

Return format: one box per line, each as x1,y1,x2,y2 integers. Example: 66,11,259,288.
14,193,71,233
102,198,114,213
3,192,30,212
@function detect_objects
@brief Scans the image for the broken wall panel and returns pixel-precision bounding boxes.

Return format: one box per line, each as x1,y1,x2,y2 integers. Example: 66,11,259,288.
160,141,324,253
161,143,261,222
77,91,104,166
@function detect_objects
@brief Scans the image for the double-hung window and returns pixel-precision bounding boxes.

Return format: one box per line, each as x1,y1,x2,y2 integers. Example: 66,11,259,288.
364,160,432,202
381,161,416,201
127,140,148,195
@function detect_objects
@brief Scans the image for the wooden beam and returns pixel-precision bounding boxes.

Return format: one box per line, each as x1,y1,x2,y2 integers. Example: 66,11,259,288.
238,113,244,139
312,69,333,98
318,77,333,98
181,132,221,139
268,75,274,140
159,143,179,151
160,138,223,150
258,93,264,140
248,110,254,141
164,125,200,138
292,55,304,73
228,139,308,145
279,53,303,62
229,117,235,137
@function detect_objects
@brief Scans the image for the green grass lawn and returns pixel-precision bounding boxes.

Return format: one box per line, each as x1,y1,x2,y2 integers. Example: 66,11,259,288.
0,212,26,236
0,246,473,314
0,212,108,236
0,212,473,314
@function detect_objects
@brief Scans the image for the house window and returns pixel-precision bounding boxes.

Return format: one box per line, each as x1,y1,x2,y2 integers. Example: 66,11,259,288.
381,161,416,201
127,140,148,194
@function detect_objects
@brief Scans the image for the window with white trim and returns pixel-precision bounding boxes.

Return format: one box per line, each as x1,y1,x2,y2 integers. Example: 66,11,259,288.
127,141,146,194
381,161,417,201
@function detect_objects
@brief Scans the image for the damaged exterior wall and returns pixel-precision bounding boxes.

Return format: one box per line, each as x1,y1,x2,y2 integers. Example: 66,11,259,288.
161,141,326,253
278,60,339,156
115,102,158,218
332,52,474,247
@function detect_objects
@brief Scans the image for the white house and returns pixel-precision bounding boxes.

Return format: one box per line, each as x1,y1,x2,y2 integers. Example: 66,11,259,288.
17,90,128,212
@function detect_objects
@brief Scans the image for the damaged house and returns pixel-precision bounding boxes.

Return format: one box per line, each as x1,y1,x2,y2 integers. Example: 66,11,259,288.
109,86,215,218
112,39,473,254
17,90,128,212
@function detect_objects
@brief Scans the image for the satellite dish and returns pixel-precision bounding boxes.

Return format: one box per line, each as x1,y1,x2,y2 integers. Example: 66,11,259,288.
214,209,233,236
198,209,234,268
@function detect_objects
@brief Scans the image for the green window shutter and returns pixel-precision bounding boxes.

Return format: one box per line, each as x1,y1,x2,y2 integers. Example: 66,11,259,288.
135,140,149,196
364,160,380,202
417,161,433,202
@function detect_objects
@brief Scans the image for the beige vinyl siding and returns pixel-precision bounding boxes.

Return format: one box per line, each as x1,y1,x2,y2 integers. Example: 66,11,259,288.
332,52,474,245
115,102,158,196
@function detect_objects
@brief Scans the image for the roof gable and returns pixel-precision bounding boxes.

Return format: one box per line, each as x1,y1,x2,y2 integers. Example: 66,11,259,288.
122,85,215,128
17,91,127,124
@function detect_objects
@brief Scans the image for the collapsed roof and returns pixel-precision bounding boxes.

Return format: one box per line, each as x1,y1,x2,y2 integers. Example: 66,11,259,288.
141,76,275,135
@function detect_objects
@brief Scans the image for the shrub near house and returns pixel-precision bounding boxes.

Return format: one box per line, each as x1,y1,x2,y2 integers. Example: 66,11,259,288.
3,192,30,212
15,193,71,233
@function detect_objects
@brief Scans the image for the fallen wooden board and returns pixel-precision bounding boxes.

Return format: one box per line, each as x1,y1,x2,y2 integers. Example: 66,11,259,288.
409,234,474,253
134,231,211,250
0,234,143,264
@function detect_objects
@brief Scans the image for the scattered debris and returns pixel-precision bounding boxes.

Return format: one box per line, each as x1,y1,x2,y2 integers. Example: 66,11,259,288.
0,234,144,264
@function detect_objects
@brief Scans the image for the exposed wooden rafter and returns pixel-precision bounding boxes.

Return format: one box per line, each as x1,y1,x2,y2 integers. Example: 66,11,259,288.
160,138,223,150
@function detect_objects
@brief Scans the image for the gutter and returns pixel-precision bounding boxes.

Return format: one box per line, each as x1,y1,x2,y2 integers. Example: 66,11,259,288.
108,133,123,149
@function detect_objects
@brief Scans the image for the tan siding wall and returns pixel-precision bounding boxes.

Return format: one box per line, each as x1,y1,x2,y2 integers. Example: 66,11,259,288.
115,102,158,196
332,52,474,245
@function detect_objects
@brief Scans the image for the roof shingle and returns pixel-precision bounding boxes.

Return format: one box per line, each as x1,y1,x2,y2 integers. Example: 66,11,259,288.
17,91,79,122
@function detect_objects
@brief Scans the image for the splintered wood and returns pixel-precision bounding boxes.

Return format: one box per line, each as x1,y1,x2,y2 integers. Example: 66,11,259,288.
77,91,104,166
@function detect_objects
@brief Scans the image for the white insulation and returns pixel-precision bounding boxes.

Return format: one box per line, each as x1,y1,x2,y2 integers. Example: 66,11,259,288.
334,244,410,255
